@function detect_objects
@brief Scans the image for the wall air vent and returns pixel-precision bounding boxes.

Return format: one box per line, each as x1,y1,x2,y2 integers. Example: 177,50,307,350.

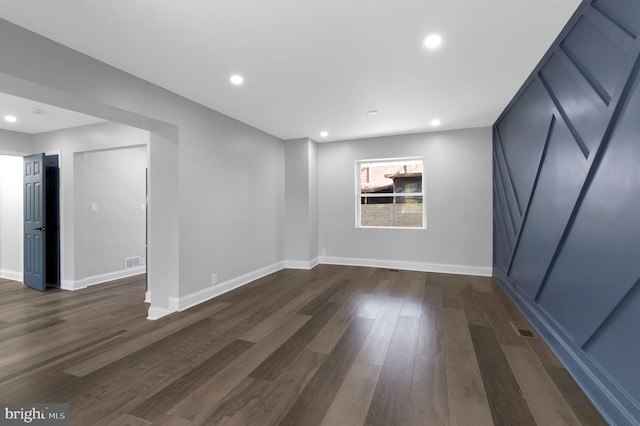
510,321,537,339
124,256,141,270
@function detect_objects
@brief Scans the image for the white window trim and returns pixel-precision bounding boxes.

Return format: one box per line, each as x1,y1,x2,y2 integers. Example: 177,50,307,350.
355,156,427,229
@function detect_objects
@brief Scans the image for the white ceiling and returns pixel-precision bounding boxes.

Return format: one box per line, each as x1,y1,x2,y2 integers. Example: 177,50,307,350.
0,92,105,134
0,0,581,142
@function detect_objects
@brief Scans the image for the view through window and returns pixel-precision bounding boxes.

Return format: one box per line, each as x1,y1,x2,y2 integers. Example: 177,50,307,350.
356,157,425,228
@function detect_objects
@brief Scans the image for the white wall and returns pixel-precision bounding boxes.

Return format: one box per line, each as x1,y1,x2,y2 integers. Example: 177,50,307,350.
318,127,493,275
0,129,32,280
0,155,24,280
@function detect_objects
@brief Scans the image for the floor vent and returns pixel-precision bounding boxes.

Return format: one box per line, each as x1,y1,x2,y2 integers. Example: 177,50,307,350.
124,256,141,270
510,321,537,339
388,269,399,272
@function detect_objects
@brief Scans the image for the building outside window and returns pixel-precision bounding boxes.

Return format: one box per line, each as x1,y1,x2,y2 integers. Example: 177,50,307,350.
356,157,425,228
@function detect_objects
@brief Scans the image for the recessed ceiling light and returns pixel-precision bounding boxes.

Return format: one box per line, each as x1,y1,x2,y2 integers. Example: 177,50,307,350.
431,118,441,126
424,34,442,49
320,131,328,138
28,108,44,115
230,75,244,85
4,115,17,123
367,110,379,116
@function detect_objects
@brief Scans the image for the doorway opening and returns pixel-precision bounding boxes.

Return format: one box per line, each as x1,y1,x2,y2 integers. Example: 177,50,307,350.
0,81,179,318
0,122,149,293
23,152,60,291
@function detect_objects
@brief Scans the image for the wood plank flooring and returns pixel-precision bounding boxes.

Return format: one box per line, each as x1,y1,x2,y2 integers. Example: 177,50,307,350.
0,268,607,425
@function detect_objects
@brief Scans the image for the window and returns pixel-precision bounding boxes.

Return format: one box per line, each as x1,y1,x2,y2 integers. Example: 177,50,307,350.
356,157,425,228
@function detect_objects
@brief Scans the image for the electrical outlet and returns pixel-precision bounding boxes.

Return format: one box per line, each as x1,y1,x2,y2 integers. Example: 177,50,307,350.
321,248,327,256
211,273,218,285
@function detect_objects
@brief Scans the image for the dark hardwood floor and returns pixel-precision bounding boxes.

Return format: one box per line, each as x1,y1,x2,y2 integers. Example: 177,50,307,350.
0,267,607,425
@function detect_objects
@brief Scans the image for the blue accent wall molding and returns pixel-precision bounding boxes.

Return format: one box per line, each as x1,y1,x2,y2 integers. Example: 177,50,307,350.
493,1,640,424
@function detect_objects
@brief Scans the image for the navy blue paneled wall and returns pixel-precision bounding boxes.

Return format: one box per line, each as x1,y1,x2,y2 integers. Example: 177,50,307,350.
493,1,640,424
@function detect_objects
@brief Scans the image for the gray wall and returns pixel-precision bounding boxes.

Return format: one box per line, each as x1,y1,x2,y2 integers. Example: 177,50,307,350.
309,139,319,261
176,112,284,296
77,146,147,279
284,138,319,266
493,1,640,423
318,128,493,275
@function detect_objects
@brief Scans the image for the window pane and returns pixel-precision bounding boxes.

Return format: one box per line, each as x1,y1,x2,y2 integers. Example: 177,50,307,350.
360,196,423,227
360,163,423,195
358,158,425,228
361,195,393,204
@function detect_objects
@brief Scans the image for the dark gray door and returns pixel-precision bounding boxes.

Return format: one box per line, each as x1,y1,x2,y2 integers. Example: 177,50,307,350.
24,153,46,291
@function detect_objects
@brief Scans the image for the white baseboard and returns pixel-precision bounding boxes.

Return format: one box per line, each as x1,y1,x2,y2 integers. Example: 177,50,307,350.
0,269,23,282
145,296,179,320
283,257,320,270
147,305,176,320
61,267,147,291
319,256,493,277
176,261,286,313
61,279,75,290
